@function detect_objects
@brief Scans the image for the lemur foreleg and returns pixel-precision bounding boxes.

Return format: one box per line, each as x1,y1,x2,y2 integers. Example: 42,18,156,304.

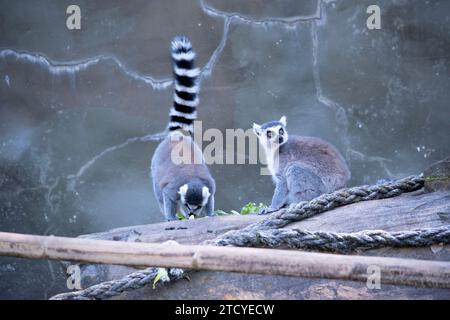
258,176,288,215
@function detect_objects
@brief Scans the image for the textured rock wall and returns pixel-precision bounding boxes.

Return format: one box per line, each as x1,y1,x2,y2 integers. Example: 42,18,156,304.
0,0,449,298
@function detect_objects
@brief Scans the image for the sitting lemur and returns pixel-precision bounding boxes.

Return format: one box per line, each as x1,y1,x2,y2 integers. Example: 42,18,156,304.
253,116,350,214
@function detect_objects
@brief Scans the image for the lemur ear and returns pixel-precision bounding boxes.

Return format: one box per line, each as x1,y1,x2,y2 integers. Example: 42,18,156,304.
178,184,188,196
279,116,287,126
202,186,211,199
253,123,261,136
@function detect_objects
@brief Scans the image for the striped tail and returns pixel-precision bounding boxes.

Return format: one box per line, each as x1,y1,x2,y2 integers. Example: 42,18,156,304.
168,36,201,133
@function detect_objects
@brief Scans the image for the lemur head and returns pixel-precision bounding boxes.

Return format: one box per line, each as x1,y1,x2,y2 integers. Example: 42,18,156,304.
253,116,288,149
178,182,211,218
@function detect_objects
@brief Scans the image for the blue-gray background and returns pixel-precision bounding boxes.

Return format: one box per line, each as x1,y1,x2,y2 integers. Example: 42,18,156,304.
0,0,449,299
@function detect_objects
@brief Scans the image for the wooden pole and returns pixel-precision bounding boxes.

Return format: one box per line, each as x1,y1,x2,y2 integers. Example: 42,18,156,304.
0,231,449,289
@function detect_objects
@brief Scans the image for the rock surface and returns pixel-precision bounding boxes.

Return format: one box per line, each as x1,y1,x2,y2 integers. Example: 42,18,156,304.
72,189,450,300
424,157,450,192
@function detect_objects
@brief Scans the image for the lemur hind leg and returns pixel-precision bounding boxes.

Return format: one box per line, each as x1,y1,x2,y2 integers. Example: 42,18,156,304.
163,192,178,221
286,164,326,203
205,196,215,217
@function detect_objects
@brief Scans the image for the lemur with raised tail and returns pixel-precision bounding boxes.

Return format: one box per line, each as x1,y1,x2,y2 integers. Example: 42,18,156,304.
253,116,350,214
151,36,215,221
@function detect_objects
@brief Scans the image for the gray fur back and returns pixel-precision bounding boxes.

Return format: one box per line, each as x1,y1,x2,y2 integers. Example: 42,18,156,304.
277,135,350,192
151,134,215,201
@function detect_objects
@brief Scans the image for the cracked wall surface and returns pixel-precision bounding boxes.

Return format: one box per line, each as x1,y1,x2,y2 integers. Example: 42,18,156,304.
1,0,450,298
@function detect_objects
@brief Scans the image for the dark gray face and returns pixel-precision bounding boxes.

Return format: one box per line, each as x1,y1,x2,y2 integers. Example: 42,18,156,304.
253,116,288,147
178,183,210,217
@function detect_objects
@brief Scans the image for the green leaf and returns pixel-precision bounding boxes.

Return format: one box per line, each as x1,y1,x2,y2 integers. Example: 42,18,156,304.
152,268,169,289
213,202,267,217
176,212,186,220
240,202,266,215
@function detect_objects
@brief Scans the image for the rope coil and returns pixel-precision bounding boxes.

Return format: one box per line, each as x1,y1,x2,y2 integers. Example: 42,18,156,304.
212,176,425,246
51,268,186,300
252,226,450,253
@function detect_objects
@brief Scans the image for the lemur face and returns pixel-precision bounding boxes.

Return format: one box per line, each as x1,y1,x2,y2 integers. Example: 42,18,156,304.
253,116,288,148
178,184,210,218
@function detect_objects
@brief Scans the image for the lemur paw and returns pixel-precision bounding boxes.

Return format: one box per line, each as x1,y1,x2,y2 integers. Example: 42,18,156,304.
257,207,277,215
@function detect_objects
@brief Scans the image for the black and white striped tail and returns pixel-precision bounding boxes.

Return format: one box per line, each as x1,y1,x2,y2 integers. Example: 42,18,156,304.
168,36,200,133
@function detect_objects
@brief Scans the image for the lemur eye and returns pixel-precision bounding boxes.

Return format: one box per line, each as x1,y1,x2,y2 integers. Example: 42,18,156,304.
266,131,273,138
279,128,284,135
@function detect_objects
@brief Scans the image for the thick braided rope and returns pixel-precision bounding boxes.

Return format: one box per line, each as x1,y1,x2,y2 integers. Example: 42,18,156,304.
49,175,426,300
50,268,186,300
212,176,424,246
251,225,450,253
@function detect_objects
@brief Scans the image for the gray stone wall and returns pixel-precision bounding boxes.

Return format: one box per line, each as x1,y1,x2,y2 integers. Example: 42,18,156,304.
0,0,449,298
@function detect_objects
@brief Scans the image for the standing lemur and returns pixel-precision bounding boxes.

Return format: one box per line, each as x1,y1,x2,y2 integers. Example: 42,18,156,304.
253,116,350,214
151,36,215,221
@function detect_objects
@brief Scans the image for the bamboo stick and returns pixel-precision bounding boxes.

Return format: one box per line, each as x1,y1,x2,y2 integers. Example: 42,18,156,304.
0,231,449,289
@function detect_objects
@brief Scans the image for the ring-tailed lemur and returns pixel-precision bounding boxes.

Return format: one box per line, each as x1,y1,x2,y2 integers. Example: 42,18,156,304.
151,36,215,221
253,116,350,214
